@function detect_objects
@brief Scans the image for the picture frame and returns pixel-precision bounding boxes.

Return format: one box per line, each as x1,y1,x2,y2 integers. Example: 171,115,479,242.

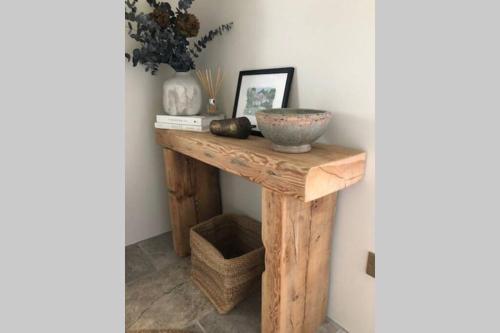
232,67,294,136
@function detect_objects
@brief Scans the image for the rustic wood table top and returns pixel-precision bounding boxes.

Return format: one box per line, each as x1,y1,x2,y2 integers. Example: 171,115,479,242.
155,129,366,202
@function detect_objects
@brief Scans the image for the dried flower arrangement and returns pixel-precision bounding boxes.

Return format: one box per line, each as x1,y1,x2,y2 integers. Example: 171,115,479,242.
125,0,233,74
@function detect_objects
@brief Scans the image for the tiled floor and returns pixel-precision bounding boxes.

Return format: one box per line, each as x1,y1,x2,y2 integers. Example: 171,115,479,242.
126,232,347,333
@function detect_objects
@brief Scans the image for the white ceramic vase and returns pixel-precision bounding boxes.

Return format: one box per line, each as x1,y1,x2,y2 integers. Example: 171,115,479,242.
162,71,202,116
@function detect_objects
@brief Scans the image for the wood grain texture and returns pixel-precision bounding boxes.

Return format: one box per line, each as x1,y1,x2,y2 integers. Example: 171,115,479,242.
163,149,221,257
156,129,365,202
261,188,337,333
304,192,337,331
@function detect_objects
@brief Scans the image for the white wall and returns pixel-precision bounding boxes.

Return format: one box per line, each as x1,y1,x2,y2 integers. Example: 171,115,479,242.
192,1,374,332
125,0,174,245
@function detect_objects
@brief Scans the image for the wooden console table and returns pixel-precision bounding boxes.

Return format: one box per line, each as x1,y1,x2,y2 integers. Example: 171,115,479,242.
156,129,366,333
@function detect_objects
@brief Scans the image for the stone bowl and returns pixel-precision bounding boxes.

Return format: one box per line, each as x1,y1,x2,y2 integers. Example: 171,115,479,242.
255,108,333,153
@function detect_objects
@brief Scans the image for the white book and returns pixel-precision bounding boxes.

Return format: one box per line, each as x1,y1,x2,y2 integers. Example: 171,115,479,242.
154,122,209,132
156,114,224,126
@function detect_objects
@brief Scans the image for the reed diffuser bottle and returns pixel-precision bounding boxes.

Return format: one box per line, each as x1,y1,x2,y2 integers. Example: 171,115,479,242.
196,67,224,116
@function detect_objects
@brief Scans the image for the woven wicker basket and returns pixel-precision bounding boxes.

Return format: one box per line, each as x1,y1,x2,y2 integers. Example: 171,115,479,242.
190,214,264,314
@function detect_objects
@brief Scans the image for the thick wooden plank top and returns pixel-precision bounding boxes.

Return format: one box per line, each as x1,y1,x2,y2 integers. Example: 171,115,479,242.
156,129,366,201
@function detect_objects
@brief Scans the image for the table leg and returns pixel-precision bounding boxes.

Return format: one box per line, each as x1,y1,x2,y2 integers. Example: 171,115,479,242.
163,148,222,257
261,188,337,333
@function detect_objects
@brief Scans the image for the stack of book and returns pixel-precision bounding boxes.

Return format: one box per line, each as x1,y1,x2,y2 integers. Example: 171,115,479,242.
154,114,225,132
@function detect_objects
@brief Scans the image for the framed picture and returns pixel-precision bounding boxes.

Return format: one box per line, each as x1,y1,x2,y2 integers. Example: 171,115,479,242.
232,67,294,136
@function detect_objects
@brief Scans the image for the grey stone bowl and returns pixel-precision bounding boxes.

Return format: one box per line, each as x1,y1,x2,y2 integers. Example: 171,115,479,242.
255,108,333,153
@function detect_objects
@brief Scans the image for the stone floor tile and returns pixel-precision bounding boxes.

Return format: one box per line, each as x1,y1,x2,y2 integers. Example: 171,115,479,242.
147,249,185,271
129,280,214,331
138,232,174,255
126,259,191,329
184,321,205,333
197,291,261,333
126,244,156,284
127,233,347,333
137,232,184,271
127,328,201,333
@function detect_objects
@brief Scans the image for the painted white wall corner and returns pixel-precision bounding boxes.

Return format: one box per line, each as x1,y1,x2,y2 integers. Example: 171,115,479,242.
125,1,174,245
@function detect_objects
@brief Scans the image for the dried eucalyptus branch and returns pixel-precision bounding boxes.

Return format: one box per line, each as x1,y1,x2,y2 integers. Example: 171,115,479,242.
125,0,233,74
189,23,234,58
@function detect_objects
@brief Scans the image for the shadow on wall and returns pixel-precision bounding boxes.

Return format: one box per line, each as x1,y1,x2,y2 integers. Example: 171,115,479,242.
287,68,301,108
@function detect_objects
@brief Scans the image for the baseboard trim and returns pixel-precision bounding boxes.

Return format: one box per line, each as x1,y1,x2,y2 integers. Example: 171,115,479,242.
325,316,349,333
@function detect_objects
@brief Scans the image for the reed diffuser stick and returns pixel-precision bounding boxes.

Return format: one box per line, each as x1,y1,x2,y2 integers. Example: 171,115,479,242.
208,70,214,97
